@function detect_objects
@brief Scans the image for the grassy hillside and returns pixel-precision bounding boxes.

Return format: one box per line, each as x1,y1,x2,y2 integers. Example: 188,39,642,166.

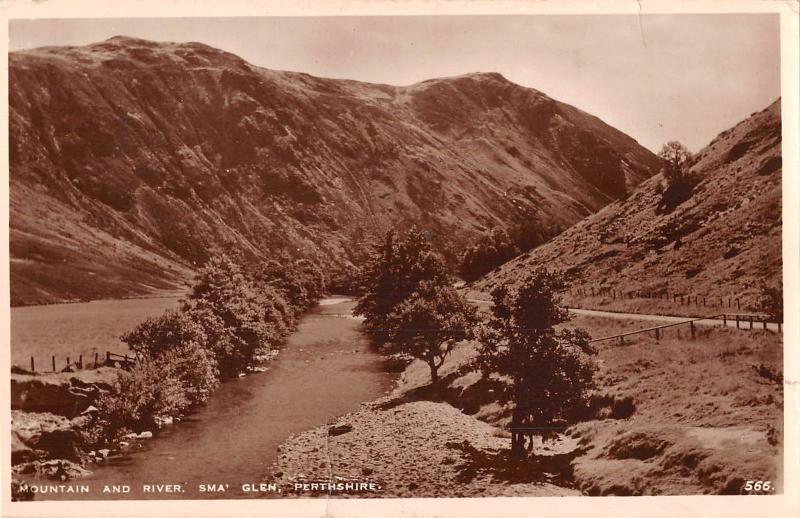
477,100,782,311
9,36,661,305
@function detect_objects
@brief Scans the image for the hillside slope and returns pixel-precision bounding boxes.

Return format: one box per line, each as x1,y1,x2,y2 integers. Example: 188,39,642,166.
9,36,660,305
477,100,782,310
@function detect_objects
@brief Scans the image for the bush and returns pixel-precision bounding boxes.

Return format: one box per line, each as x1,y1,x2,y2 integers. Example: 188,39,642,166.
475,268,596,458
122,310,219,407
84,359,188,447
758,283,783,322
354,228,449,343
182,255,285,378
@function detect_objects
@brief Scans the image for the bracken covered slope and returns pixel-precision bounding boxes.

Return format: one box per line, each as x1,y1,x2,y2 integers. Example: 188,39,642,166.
9,36,661,305
478,100,782,308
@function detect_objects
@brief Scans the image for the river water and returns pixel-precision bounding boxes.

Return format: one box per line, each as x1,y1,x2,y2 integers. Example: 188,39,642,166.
25,297,396,500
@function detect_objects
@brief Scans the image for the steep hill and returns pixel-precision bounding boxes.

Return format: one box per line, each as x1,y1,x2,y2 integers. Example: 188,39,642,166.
9,36,661,305
477,100,782,310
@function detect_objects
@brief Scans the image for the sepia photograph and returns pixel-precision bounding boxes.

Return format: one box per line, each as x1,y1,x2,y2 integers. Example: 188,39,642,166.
1,1,798,516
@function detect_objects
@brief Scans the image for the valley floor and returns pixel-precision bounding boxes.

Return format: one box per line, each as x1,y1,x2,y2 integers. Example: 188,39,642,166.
265,314,783,497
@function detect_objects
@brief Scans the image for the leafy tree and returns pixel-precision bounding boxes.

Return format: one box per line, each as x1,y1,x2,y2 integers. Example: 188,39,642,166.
354,228,449,342
759,283,783,322
658,141,692,183
122,310,219,407
476,268,596,459
385,281,478,385
657,141,697,211
86,359,188,446
460,228,521,282
182,255,283,378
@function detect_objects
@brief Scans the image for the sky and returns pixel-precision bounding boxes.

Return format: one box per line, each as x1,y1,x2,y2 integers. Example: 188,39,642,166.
9,15,781,152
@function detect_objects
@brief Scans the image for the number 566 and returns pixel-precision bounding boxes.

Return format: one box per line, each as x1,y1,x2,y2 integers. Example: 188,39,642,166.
744,480,772,492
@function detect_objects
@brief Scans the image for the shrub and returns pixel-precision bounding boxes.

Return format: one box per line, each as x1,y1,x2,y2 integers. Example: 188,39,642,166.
475,268,596,458
84,359,188,447
122,310,219,407
182,255,283,377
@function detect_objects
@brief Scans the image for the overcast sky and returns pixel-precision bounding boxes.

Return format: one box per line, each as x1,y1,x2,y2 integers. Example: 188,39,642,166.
10,15,781,152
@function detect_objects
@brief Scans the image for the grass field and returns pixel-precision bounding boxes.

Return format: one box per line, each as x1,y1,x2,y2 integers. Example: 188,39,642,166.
392,312,783,495
10,296,182,370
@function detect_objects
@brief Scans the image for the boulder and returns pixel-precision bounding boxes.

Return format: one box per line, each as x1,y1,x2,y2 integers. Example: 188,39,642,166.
11,430,37,465
11,368,116,417
328,423,353,436
12,410,82,461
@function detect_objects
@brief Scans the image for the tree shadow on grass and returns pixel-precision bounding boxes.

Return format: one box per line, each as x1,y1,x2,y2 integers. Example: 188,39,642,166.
444,439,586,487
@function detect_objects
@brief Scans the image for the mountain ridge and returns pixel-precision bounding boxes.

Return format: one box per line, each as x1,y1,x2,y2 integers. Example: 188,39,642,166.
10,36,661,305
476,99,782,308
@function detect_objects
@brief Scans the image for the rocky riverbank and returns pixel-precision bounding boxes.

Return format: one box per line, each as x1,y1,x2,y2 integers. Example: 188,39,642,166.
265,314,784,497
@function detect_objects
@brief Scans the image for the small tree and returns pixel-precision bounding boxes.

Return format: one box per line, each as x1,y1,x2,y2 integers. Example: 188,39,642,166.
759,283,783,322
182,255,281,377
122,310,219,407
476,268,596,459
385,281,478,385
354,228,449,343
460,228,522,282
657,141,696,211
658,141,692,183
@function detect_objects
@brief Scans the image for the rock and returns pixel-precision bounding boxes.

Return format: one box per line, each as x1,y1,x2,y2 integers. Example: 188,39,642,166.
80,405,99,416
11,430,37,465
12,410,82,461
14,459,91,481
155,416,174,427
328,423,353,436
137,431,153,439
122,432,138,440
118,441,130,448
97,449,111,459
11,369,116,417
361,467,374,476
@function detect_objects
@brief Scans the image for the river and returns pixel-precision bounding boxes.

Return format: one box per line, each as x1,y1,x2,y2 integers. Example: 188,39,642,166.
25,296,396,500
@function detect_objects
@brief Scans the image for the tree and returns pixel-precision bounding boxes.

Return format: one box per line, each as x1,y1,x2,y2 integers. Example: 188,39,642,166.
182,255,284,378
460,228,522,282
353,228,449,342
122,310,219,407
759,283,783,322
657,141,697,211
476,268,596,459
385,281,478,385
658,141,692,183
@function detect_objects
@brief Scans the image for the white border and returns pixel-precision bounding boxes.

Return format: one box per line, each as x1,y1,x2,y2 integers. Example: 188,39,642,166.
1,1,797,517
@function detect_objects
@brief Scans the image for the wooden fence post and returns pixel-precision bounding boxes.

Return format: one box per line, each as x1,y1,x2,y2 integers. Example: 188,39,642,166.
106,351,111,364
763,320,767,330
78,354,83,369
735,315,740,329
749,316,753,330
30,356,35,373
52,355,56,372
66,357,70,369
95,352,99,368
655,327,660,341
736,298,740,310
690,321,695,339
723,314,727,326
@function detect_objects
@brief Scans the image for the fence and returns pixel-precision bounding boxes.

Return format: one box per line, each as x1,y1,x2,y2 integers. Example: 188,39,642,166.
18,350,135,374
569,287,761,311
588,312,781,345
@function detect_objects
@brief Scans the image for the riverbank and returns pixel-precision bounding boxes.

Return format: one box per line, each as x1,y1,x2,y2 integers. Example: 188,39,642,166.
12,297,397,501
266,313,783,496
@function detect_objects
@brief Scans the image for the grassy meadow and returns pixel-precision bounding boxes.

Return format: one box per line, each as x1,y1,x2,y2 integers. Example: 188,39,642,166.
10,296,182,371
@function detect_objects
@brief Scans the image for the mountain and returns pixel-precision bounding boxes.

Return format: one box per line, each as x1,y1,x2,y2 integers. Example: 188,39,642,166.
477,100,782,309
9,36,661,305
